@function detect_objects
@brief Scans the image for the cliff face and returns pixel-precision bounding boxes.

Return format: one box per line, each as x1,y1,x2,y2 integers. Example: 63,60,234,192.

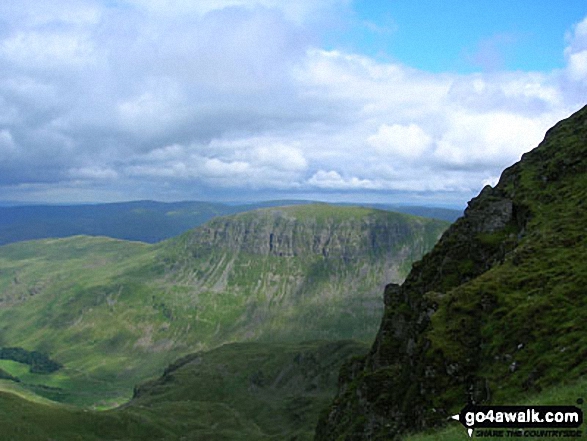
177,205,437,260
315,106,587,440
162,205,448,343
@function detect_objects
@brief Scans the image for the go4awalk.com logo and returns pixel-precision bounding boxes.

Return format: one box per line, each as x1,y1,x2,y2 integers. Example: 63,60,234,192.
451,404,583,438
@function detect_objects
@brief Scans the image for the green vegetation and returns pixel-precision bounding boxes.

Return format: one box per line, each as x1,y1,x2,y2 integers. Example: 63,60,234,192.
405,376,587,441
315,106,587,440
0,204,447,408
0,340,369,440
0,347,61,374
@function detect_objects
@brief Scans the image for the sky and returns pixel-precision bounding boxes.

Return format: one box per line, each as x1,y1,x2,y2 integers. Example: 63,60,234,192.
0,1,586,208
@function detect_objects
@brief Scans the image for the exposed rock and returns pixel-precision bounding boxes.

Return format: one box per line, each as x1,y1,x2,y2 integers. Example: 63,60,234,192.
181,207,428,260
315,105,587,440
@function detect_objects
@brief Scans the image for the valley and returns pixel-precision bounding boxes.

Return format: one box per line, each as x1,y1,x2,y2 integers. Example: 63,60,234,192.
0,340,370,440
0,204,447,415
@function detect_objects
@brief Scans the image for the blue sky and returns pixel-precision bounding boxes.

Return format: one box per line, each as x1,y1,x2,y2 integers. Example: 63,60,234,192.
342,1,586,72
0,0,586,208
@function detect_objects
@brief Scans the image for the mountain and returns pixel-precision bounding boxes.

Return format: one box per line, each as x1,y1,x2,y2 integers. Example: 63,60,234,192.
0,204,448,407
315,107,587,439
0,199,458,246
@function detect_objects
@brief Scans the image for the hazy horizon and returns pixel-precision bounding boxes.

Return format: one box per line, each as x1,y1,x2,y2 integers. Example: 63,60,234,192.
0,197,466,211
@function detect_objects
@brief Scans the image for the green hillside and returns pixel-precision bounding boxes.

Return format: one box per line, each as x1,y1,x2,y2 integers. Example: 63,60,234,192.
0,340,369,441
0,204,447,407
404,375,587,441
315,108,587,439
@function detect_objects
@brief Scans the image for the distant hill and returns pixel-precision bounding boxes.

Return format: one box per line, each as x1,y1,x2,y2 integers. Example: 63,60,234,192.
0,200,252,245
378,205,461,222
339,203,462,222
0,204,448,407
315,107,587,439
0,200,458,245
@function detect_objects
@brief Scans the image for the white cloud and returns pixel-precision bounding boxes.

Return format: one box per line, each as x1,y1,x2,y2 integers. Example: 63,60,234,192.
253,145,308,171
0,1,584,205
308,170,381,190
117,83,190,138
204,158,251,178
444,71,567,118
125,0,347,24
3,1,103,27
1,32,98,69
434,111,552,168
565,17,587,83
367,123,432,159
69,166,119,180
567,50,587,81
121,136,309,191
297,49,452,119
0,130,17,161
482,176,499,187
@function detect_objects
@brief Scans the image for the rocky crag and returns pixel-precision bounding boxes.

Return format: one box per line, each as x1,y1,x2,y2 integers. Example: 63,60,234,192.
315,106,587,440
158,205,449,343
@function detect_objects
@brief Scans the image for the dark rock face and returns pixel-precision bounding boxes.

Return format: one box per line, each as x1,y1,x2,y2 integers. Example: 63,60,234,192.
315,105,587,440
183,209,424,259
158,205,449,344
466,186,513,234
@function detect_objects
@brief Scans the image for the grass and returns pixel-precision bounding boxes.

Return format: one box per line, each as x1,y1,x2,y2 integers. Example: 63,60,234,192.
314,107,587,440
0,204,448,407
405,376,587,441
0,340,370,440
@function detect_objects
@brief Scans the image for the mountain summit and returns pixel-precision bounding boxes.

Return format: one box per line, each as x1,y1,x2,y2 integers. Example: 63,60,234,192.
0,204,446,406
315,106,587,440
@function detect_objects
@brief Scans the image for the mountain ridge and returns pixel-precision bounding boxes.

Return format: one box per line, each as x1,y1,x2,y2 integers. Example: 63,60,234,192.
315,105,587,440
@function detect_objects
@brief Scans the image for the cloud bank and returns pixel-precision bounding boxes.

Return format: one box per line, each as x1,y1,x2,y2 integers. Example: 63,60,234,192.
0,1,585,206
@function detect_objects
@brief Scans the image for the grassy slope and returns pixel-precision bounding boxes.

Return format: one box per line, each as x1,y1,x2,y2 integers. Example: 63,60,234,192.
404,376,587,441
0,236,161,406
423,112,587,410
314,107,587,440
0,340,369,441
0,205,448,407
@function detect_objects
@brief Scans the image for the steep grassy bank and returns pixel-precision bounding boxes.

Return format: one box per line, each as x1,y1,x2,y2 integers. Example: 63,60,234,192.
316,107,587,440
